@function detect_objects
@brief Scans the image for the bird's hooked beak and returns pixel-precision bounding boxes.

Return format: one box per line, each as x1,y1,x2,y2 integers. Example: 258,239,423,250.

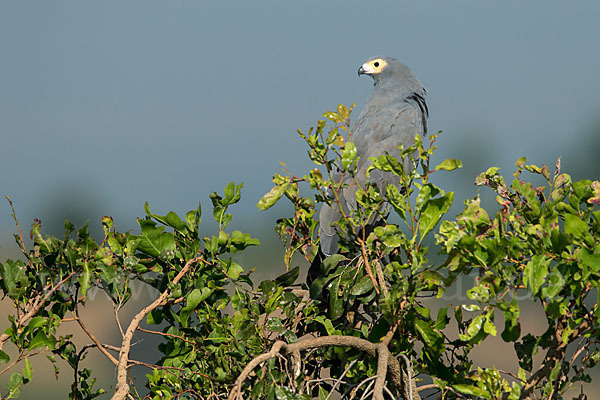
358,66,366,76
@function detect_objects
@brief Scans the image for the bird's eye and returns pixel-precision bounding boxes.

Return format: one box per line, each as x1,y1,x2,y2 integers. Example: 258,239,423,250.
374,62,380,67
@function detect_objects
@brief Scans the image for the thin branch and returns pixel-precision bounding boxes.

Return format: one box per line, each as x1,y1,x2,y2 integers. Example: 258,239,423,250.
358,239,380,295
374,260,388,298
416,383,439,392
0,271,76,351
325,359,359,400
137,326,195,345
5,196,31,266
398,353,414,400
115,303,125,338
111,256,201,400
128,359,211,379
76,302,118,366
0,353,22,376
355,377,376,400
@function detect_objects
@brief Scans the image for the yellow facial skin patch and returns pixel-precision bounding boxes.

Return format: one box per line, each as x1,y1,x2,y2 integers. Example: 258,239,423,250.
360,58,388,75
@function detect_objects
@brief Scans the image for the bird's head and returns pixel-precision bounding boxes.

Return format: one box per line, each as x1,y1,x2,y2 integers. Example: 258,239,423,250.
358,56,421,90
358,57,390,77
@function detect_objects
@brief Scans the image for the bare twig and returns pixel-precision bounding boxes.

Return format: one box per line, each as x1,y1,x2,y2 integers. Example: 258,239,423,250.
76,303,118,366
137,326,195,345
416,383,439,392
374,260,388,298
358,239,380,295
325,359,359,400
0,354,22,376
114,303,125,338
5,196,30,265
397,353,413,400
111,256,201,400
355,377,376,400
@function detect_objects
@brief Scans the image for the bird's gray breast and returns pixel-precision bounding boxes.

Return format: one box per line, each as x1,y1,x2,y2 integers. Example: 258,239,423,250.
350,98,423,186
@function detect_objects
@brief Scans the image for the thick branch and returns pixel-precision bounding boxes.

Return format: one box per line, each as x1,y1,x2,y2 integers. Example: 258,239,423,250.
228,335,422,400
374,344,389,400
111,256,200,400
229,341,286,400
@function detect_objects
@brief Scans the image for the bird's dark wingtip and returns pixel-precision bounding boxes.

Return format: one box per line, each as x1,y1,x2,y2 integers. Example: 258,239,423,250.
306,247,325,287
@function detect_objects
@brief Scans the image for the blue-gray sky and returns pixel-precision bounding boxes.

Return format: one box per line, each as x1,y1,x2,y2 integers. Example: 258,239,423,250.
2,2,600,398
2,1,600,248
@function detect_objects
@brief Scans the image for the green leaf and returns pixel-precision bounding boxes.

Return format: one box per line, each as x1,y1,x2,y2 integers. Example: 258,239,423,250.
374,224,404,248
27,316,47,330
321,254,346,274
274,266,299,286
337,104,349,120
274,386,305,400
483,312,497,336
146,309,164,325
542,269,565,298
78,262,92,300
341,142,357,170
467,315,484,338
0,350,9,364
165,211,186,231
23,358,32,381
226,260,244,280
179,287,211,324
564,213,588,237
415,183,435,213
435,158,463,171
224,181,236,203
318,386,329,400
328,280,344,320
419,192,454,238
185,202,202,233
257,183,289,210
309,275,327,299
323,111,342,123
135,219,176,257
385,184,407,218
7,372,23,397
188,287,212,310
453,384,490,398
434,307,449,330
515,156,527,169
28,331,55,350
267,317,284,333
576,247,600,274
414,319,441,348
350,275,374,296
501,299,521,342
318,317,341,336
524,255,549,296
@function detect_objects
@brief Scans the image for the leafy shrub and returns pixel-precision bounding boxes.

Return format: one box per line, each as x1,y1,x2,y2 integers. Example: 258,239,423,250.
0,105,598,399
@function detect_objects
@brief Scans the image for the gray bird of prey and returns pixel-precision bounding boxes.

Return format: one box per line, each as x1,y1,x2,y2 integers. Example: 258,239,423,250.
308,56,428,284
